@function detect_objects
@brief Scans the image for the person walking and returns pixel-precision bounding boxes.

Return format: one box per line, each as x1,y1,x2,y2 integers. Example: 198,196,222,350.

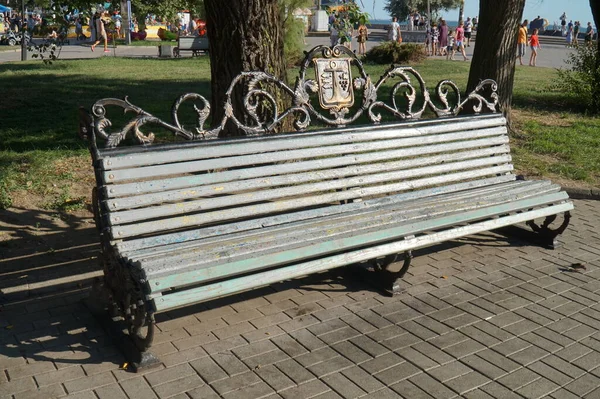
573,21,580,48
455,21,468,61
446,29,455,60
438,19,448,56
357,17,368,55
560,12,567,36
389,16,401,43
430,23,439,57
464,17,473,47
90,11,108,52
585,22,595,48
528,28,540,66
566,24,573,48
517,19,528,66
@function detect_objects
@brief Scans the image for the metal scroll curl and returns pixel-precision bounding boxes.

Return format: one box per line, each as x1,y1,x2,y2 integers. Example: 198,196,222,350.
83,45,499,149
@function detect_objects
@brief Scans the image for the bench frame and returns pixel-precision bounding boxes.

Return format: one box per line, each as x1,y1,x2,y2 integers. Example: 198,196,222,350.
79,45,572,369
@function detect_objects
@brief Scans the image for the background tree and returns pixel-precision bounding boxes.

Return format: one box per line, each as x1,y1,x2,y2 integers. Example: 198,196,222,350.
204,0,287,135
465,0,525,123
385,0,461,21
590,0,600,111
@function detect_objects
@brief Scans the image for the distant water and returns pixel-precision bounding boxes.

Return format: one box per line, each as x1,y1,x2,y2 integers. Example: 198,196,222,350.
370,18,461,27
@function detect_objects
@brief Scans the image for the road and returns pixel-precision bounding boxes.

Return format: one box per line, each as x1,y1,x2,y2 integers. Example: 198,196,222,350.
0,32,576,70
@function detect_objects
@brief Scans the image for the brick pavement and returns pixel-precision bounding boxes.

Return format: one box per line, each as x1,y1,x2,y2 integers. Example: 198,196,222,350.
1,199,600,399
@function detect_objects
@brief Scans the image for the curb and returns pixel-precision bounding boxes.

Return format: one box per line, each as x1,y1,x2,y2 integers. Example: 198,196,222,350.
564,187,600,200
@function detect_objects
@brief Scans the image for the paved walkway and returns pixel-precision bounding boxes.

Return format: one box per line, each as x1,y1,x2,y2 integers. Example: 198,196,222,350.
1,199,599,399
0,33,575,69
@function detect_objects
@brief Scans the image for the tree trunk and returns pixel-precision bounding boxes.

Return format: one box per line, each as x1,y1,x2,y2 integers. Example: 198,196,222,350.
458,0,464,24
590,0,600,111
466,0,525,124
204,0,287,135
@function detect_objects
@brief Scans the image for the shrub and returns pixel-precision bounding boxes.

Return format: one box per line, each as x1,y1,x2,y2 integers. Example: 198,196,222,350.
363,41,427,65
555,43,600,114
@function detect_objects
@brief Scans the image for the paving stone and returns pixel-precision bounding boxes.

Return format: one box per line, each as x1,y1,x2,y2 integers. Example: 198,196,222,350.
555,343,593,362
348,335,388,358
244,349,289,369
279,379,330,399
211,371,261,395
444,371,490,395
389,379,434,399
480,381,524,399
144,363,196,387
360,352,404,375
119,376,159,399
339,314,378,334
508,345,550,366
408,371,457,399
551,388,583,399
428,361,473,383
461,355,506,380
296,347,338,367
331,341,373,364
189,356,228,384
63,371,116,394
443,339,486,359
34,365,85,387
516,377,560,399
396,346,439,370
563,373,600,397
374,361,421,385
496,368,540,390
213,352,250,376
288,329,327,351
13,383,66,399
429,331,469,350
412,341,455,366
94,383,128,399
322,372,366,398
222,381,276,399
255,365,296,392
340,366,384,393
475,350,520,373
7,361,57,380
541,355,587,379
275,359,316,385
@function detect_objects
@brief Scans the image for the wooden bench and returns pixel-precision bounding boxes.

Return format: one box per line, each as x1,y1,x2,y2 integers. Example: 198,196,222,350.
79,45,573,366
173,35,209,57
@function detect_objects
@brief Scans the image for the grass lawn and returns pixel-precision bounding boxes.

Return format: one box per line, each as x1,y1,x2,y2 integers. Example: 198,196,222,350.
0,56,598,210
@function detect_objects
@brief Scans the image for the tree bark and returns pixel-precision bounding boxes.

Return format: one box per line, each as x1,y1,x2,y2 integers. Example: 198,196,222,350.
204,0,287,135
458,0,464,24
466,0,525,123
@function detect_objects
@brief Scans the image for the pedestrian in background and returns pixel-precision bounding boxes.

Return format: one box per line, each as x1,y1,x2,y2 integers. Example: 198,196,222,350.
517,19,528,66
528,28,540,67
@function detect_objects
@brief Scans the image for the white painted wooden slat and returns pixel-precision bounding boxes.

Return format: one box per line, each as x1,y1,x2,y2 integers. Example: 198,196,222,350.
103,127,507,183
107,146,511,211
100,115,507,170
109,164,514,239
109,155,513,225
105,137,509,198
152,202,573,312
114,175,518,253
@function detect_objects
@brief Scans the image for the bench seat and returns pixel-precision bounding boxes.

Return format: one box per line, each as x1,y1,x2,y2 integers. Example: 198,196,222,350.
92,114,573,314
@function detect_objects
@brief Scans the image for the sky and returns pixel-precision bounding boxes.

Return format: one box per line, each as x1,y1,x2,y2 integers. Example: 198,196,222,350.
362,0,596,24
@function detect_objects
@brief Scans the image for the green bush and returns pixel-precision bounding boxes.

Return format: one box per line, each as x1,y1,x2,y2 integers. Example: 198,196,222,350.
555,43,600,114
363,41,426,65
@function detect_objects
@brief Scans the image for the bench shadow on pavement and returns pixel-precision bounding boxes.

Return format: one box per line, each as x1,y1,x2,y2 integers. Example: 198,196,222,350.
0,204,543,371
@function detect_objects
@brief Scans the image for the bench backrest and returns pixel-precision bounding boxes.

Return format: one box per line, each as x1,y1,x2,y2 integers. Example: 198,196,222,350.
96,113,513,248
178,35,209,50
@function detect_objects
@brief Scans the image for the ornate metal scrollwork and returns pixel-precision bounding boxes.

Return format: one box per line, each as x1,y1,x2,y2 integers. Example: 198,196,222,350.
82,45,499,149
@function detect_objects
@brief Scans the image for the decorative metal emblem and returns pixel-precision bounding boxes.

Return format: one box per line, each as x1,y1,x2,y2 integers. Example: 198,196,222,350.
314,58,354,110
80,45,499,149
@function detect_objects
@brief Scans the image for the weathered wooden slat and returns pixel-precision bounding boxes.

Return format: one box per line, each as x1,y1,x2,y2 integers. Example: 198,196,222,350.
148,193,571,297
125,179,548,260
110,164,514,239
152,201,573,311
106,137,509,199
136,181,560,270
99,115,507,170
109,155,513,225
108,145,511,211
103,127,507,183
114,175,518,253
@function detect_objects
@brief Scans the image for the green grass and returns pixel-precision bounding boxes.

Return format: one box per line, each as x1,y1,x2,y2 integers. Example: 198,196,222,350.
0,56,598,210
